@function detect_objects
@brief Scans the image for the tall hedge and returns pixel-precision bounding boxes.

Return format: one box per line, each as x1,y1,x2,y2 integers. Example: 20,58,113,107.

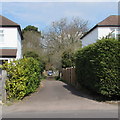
75,38,120,97
3,57,42,100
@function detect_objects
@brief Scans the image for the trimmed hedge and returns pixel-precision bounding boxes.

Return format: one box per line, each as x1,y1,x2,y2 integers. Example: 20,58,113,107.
75,38,120,97
3,57,42,100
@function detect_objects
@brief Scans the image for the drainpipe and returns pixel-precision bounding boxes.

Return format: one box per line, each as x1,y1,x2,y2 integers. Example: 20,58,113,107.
115,28,117,39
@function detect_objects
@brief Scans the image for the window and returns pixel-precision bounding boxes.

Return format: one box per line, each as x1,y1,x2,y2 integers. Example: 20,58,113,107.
109,28,120,39
111,33,115,38
0,29,4,43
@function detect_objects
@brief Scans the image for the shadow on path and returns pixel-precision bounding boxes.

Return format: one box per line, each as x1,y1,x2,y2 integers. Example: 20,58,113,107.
62,83,119,102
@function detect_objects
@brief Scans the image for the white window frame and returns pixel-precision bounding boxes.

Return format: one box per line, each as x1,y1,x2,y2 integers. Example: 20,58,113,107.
0,29,4,43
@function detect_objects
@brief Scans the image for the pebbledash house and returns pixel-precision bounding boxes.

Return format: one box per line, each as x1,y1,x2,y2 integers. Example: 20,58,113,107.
0,15,23,65
80,15,120,47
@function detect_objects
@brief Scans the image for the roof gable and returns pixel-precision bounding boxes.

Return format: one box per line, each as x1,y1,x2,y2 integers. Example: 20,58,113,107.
81,15,120,39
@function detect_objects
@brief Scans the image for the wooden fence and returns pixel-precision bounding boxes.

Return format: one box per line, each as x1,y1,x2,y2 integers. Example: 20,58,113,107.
61,67,80,88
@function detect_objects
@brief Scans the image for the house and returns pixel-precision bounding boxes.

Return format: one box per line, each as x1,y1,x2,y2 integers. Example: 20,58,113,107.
80,15,120,47
0,15,23,65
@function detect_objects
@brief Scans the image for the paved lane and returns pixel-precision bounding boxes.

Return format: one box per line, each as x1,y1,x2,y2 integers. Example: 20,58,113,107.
2,78,118,118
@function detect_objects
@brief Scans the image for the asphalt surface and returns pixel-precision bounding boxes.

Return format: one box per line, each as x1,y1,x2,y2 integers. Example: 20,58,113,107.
2,78,118,118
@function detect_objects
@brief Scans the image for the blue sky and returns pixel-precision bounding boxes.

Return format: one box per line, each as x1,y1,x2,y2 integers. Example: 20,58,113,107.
1,2,118,31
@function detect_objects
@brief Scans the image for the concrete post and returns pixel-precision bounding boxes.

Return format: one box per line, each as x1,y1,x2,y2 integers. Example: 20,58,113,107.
2,70,7,103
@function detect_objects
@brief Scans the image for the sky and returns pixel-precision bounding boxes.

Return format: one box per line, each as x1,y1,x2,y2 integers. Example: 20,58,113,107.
1,1,119,32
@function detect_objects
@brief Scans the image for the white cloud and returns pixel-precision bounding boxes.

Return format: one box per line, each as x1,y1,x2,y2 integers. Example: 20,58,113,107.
1,2,118,31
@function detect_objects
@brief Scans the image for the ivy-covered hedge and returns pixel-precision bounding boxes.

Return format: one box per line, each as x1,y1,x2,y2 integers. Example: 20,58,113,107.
3,57,42,100
75,38,120,97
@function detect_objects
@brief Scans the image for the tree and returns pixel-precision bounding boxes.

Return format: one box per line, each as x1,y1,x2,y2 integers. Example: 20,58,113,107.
44,17,88,70
61,50,75,68
22,25,46,62
22,25,41,34
24,51,40,60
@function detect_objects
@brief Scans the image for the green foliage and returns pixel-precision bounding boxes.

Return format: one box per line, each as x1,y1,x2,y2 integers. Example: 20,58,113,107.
62,51,75,68
3,57,42,100
24,51,45,73
22,25,41,34
24,51,40,60
75,38,120,97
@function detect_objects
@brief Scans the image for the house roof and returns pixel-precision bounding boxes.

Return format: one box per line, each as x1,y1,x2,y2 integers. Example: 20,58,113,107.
0,15,19,26
0,49,17,56
81,15,120,39
98,15,120,26
0,15,23,39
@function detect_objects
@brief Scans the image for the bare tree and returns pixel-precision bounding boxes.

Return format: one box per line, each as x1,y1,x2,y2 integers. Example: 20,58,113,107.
44,17,89,70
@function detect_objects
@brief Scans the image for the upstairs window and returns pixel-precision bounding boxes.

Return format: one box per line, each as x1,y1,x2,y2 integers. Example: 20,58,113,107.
0,29,4,43
108,28,120,39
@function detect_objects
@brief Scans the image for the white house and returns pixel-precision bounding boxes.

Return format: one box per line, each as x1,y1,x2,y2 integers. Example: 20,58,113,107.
0,15,23,64
81,15,120,47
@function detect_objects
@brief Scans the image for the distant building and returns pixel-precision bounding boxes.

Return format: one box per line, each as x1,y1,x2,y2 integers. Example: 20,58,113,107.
0,15,23,64
80,15,120,47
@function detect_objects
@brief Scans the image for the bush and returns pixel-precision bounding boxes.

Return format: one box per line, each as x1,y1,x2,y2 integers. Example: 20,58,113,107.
24,51,45,73
62,50,75,68
3,57,42,100
75,38,120,97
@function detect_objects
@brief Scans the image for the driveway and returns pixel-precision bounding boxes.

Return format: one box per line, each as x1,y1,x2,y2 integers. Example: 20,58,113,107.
2,78,118,118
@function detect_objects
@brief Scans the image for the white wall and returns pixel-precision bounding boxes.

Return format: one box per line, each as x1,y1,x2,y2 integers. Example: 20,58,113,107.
81,27,119,47
0,27,22,60
98,27,112,39
16,30,22,59
81,27,98,47
0,28,18,48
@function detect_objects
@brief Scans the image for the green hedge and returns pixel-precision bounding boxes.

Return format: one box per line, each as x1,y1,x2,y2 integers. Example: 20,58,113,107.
3,57,42,100
75,38,120,97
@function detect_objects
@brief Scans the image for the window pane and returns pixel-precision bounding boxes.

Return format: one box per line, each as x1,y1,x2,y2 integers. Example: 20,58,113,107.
0,34,4,42
0,30,3,33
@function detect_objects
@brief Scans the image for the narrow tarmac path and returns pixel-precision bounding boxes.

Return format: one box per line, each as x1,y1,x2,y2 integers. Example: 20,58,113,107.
2,78,118,118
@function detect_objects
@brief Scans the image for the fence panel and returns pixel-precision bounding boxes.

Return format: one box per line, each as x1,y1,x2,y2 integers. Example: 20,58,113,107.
61,67,77,87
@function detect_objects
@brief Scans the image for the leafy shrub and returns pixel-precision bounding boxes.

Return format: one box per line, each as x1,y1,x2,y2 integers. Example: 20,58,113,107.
62,50,75,68
75,38,120,97
3,57,42,100
24,51,45,73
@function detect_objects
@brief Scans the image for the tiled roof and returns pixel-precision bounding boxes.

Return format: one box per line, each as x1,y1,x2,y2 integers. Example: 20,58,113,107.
0,49,17,56
98,15,120,26
0,15,19,26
